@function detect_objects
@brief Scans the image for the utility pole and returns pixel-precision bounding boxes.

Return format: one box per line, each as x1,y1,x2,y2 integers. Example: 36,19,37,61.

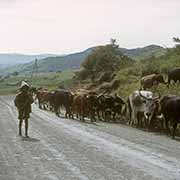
30,59,38,86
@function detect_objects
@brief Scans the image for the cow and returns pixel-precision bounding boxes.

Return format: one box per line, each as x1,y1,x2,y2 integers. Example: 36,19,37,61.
111,94,126,121
127,90,159,129
52,89,74,118
96,94,125,122
168,68,180,85
86,93,99,122
140,74,166,90
72,93,88,122
72,91,98,122
35,89,50,109
159,95,180,139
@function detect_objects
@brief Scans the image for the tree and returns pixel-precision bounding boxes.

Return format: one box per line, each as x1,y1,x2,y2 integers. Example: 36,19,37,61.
173,37,180,66
173,37,180,54
77,39,132,81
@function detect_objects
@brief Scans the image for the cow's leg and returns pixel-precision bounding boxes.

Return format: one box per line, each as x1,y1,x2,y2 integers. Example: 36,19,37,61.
55,106,60,117
19,119,23,136
130,110,135,126
104,111,108,122
65,106,68,118
39,100,42,109
80,108,85,122
160,118,165,133
25,118,29,137
105,110,111,122
97,109,101,121
38,99,40,108
91,109,96,123
39,102,41,109
165,119,170,136
136,112,141,127
131,106,137,126
43,102,47,110
128,108,132,125
93,109,97,122
127,99,132,125
102,110,106,121
90,111,93,123
148,116,153,132
112,110,116,122
172,121,178,139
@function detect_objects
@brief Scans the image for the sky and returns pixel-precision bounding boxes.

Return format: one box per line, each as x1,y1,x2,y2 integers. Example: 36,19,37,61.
0,0,180,54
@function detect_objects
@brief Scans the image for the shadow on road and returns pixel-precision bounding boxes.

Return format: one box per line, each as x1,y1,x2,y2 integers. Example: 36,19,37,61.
21,136,40,142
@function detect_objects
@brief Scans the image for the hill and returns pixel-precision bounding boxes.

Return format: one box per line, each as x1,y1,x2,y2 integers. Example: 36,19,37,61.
2,48,92,74
0,53,58,68
119,45,166,60
1,45,166,75
74,42,180,98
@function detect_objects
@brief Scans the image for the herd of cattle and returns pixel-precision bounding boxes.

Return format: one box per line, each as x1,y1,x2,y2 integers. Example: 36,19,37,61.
32,68,180,139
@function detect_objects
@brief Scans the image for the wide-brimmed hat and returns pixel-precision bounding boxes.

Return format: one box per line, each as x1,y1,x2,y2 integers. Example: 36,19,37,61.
20,81,30,91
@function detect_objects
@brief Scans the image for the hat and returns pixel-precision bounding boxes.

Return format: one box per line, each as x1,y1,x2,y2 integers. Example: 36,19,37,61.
20,81,30,91
21,81,29,88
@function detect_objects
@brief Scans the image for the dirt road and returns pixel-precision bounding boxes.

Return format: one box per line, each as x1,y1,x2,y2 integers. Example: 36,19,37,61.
0,96,180,180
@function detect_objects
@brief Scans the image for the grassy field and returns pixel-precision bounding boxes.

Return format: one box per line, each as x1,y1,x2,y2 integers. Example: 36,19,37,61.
0,70,75,95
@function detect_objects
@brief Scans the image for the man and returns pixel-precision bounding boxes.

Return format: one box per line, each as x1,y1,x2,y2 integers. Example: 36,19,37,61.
14,81,34,137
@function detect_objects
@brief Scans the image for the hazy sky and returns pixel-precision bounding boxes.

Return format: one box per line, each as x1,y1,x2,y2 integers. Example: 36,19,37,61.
0,0,180,54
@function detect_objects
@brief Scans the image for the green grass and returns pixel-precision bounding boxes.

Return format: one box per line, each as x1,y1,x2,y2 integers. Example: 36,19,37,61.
0,71,75,95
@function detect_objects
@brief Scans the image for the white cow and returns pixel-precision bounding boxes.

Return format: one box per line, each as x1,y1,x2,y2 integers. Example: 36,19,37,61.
127,90,159,129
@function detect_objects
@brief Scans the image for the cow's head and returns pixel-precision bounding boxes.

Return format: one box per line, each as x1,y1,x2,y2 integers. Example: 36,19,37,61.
156,74,166,84
139,91,160,121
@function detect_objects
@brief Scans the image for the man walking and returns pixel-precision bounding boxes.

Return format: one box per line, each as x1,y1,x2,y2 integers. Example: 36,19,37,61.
14,81,34,137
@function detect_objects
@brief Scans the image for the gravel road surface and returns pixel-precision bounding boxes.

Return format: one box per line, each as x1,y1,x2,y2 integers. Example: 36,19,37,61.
0,96,180,180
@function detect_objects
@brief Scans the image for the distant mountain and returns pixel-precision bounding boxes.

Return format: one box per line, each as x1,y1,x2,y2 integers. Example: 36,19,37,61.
0,53,58,66
2,48,92,74
1,45,167,74
119,45,166,60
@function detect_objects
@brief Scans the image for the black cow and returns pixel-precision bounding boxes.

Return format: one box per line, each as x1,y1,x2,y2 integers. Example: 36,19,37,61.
97,94,125,122
168,68,180,85
160,95,180,139
52,89,74,118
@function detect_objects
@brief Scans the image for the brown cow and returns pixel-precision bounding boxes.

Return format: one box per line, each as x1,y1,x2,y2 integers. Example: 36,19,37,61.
140,74,166,90
72,93,88,122
72,90,98,122
35,88,52,110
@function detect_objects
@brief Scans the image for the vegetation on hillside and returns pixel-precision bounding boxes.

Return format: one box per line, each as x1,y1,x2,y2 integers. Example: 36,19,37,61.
0,71,75,95
75,39,133,92
120,45,166,60
1,49,92,74
74,38,180,98
0,38,179,97
1,44,166,75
